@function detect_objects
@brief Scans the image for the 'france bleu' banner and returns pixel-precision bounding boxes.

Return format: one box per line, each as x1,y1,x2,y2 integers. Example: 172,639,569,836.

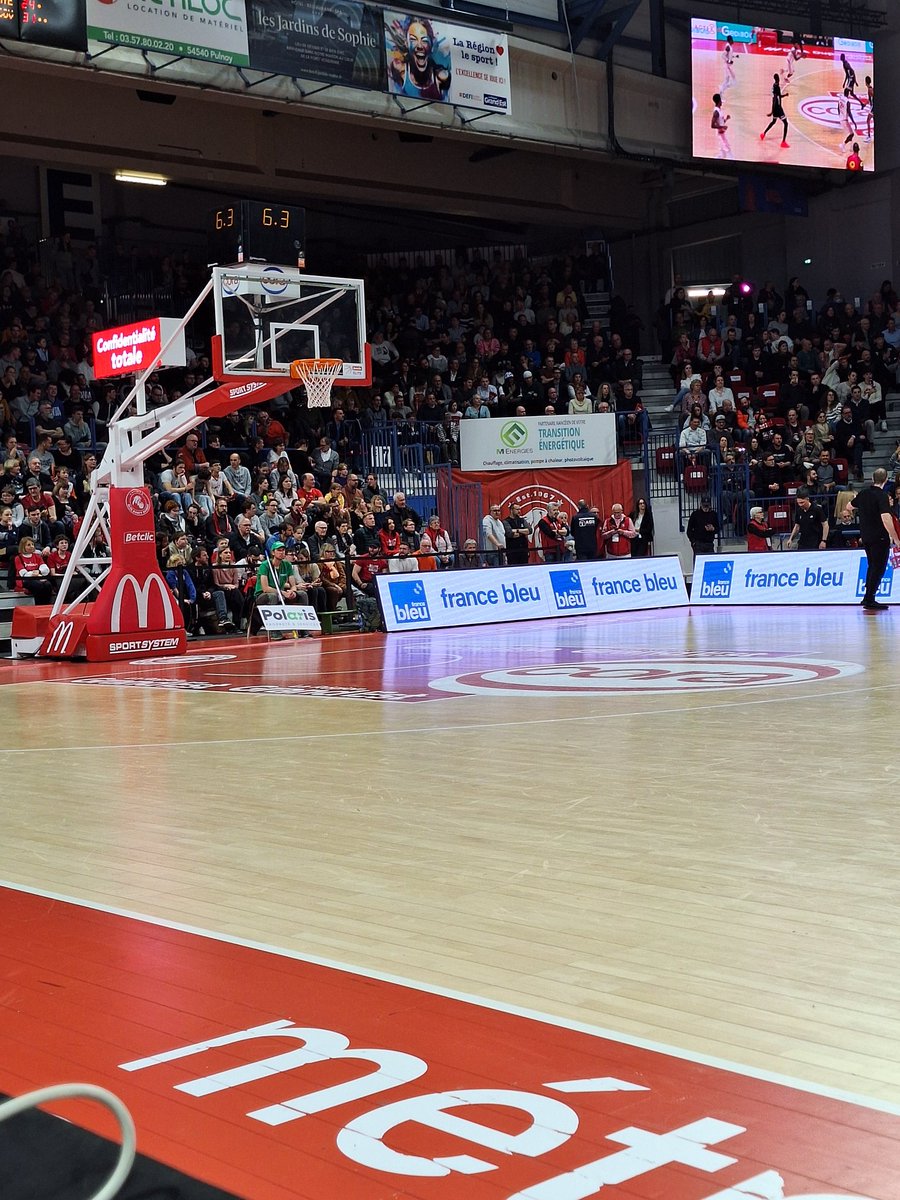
376,557,687,632
692,550,895,605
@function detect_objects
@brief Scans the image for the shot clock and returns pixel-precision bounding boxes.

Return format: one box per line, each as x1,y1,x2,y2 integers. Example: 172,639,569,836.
1,0,88,51
208,201,306,268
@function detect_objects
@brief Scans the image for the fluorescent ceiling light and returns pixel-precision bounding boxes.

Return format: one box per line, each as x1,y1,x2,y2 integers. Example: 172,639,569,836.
685,285,728,299
115,171,168,187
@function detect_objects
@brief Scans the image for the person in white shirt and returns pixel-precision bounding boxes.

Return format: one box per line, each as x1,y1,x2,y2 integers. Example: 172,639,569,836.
369,331,399,372
481,504,506,565
711,93,733,160
679,416,709,465
861,369,886,432
707,379,735,416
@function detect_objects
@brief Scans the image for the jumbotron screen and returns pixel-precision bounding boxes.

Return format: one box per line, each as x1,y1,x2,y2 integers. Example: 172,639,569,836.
691,18,875,172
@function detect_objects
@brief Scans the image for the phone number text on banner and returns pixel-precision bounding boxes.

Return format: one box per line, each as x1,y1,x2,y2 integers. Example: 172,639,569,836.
384,9,511,113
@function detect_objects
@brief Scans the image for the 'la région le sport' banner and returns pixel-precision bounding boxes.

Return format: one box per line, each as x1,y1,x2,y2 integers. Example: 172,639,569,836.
384,10,511,113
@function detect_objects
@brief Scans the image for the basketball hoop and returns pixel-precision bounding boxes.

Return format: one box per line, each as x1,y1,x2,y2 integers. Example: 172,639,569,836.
290,357,342,408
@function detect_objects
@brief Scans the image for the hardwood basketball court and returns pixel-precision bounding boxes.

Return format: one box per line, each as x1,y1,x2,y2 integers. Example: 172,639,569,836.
3,606,900,1197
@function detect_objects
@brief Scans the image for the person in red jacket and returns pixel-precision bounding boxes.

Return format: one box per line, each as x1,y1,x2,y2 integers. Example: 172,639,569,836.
378,517,401,557
601,504,637,557
15,536,53,602
747,506,773,552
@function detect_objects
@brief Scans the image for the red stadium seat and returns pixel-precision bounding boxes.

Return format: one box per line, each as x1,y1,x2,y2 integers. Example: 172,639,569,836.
735,387,753,405
727,370,746,387
756,383,781,411
655,445,676,475
833,457,849,485
768,503,792,532
683,463,709,493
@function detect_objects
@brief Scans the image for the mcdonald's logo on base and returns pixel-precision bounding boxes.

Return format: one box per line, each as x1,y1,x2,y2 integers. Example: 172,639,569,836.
40,612,90,658
79,485,186,662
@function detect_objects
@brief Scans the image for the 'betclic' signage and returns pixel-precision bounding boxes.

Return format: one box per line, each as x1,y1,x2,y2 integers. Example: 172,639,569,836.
91,317,187,380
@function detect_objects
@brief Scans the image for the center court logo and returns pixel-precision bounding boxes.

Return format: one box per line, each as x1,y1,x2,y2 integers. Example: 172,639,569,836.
856,558,893,599
500,421,528,450
388,579,431,625
698,559,733,600
549,569,586,611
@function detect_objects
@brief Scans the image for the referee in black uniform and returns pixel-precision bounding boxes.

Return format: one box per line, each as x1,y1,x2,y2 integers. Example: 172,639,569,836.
855,467,900,611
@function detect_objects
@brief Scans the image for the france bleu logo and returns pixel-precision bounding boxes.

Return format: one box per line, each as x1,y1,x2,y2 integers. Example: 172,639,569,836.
856,557,893,599
388,578,431,624
549,569,587,611
699,559,733,599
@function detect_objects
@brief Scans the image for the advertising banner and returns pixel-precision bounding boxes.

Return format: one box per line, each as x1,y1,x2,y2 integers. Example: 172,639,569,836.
692,549,895,605
92,317,187,380
460,414,616,472
384,10,511,113
454,463,633,553
83,485,186,661
248,0,383,90
86,0,250,66
257,604,321,631
377,557,688,632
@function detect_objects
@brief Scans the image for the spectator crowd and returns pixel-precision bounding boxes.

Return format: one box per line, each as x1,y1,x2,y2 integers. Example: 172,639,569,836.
2,214,899,636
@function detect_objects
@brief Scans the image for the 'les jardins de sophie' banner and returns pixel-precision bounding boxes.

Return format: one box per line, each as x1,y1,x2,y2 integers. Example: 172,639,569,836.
86,0,250,66
248,0,383,91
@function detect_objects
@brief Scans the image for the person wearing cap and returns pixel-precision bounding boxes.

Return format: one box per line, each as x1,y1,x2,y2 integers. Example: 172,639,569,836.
686,495,720,560
521,370,544,414
254,542,302,636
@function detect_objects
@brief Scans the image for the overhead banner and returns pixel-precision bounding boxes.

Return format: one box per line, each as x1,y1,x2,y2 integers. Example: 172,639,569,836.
692,550,895,605
248,0,384,90
92,317,187,380
86,0,250,66
384,10,511,113
460,414,616,472
377,557,688,632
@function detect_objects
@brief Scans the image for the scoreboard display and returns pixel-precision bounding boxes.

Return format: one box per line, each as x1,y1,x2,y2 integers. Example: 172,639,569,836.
208,201,306,269
0,0,88,51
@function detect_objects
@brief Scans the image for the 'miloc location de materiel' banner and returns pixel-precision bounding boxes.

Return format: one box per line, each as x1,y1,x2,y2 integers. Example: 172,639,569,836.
248,0,384,91
377,557,688,632
692,550,896,605
384,10,511,113
460,414,617,472
86,0,250,66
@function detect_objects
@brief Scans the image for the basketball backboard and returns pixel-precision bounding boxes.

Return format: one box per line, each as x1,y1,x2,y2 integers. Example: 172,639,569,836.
211,264,369,386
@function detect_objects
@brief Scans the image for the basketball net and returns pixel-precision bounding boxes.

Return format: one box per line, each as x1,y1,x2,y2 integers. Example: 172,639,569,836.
291,357,342,408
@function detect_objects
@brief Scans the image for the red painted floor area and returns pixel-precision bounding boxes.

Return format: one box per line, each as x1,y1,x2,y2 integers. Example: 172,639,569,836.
1,886,898,1200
